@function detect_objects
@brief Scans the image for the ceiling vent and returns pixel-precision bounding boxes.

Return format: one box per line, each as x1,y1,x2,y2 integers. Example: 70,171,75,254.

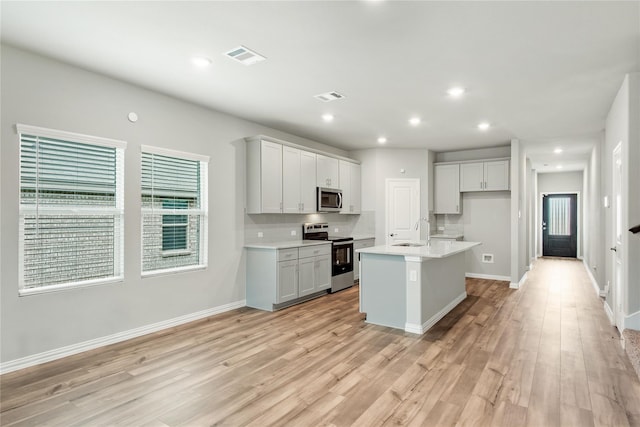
314,91,346,102
224,45,266,65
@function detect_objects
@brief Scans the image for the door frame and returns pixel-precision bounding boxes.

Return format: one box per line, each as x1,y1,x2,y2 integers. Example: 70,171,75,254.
385,178,420,245
538,191,581,258
611,142,624,330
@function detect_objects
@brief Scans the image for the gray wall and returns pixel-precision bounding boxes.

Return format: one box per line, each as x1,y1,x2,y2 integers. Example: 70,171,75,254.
602,73,640,327
433,146,512,278
0,45,347,363
350,148,430,244
537,171,585,257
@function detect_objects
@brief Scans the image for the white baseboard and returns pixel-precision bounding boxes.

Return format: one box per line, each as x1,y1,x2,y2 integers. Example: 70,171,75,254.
582,259,605,297
405,292,467,335
465,272,511,282
0,300,246,375
604,301,615,325
510,271,528,289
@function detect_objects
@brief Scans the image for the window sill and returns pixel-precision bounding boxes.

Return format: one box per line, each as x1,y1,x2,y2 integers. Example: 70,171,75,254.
161,250,193,258
19,276,124,297
141,264,206,279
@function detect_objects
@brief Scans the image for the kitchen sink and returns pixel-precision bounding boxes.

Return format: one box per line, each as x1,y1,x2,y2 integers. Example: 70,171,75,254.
392,242,425,247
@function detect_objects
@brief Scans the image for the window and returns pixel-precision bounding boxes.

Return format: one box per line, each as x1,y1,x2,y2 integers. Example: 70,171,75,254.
141,146,208,275
162,199,188,252
17,124,126,295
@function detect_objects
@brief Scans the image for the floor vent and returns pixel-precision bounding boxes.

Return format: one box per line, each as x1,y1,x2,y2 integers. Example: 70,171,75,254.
224,45,266,65
314,91,346,102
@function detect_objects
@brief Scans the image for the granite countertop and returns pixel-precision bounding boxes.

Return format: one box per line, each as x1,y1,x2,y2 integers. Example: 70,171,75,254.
244,240,331,250
351,235,376,241
430,233,464,239
356,240,480,259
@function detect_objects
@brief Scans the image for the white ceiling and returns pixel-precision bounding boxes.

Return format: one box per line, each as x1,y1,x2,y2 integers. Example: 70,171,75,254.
2,1,639,171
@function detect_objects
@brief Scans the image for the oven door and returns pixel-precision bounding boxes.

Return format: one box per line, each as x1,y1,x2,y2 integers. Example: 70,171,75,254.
332,241,353,276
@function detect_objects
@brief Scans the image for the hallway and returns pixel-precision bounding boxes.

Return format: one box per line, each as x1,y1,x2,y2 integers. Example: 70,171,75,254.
1,259,640,426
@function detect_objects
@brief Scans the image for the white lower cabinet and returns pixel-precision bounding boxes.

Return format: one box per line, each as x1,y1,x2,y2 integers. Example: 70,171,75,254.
277,259,299,303
354,238,375,281
299,247,331,297
246,243,331,311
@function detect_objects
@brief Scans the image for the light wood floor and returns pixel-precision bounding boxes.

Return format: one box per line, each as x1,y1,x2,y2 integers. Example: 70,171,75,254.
2,258,640,426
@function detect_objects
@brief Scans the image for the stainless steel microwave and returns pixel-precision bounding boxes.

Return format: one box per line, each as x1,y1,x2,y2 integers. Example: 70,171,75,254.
317,187,343,212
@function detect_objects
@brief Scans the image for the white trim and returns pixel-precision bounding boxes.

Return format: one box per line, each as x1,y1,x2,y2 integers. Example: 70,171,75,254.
465,272,511,282
16,123,127,149
19,276,123,297
583,259,605,297
0,300,246,374
510,271,528,289
404,291,467,334
141,144,210,163
604,301,615,325
141,264,207,278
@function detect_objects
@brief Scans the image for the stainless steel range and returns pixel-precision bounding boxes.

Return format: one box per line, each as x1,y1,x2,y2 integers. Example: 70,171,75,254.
302,223,354,293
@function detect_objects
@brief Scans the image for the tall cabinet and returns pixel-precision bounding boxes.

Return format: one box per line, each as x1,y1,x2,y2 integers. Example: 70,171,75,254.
246,139,282,214
339,160,361,214
434,164,461,214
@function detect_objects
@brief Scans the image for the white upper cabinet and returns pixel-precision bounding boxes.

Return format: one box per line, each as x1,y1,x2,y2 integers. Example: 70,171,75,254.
247,139,282,213
316,154,340,189
434,164,461,214
483,160,510,191
300,151,317,213
459,162,484,192
339,160,361,214
460,160,510,192
283,147,317,213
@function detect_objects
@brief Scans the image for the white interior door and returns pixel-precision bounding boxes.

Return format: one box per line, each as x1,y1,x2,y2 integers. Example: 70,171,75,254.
612,143,624,329
385,179,420,244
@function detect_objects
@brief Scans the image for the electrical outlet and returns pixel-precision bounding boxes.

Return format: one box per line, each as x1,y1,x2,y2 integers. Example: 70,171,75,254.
482,254,494,263
291,230,297,236
334,228,339,233
257,232,263,238
438,226,445,231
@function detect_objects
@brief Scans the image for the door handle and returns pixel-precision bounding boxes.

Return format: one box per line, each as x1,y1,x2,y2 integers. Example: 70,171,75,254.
610,247,617,252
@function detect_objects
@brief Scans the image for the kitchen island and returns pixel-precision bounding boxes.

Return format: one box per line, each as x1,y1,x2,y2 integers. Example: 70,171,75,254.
356,240,480,334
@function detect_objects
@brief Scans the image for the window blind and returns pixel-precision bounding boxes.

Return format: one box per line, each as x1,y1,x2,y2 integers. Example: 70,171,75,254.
141,147,208,275
17,125,126,294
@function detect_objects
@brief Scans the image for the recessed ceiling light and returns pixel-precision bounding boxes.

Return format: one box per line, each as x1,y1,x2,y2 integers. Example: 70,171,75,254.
477,122,490,131
556,165,563,169
191,56,212,68
409,117,421,126
447,86,465,98
322,114,334,122
377,137,387,144
554,148,563,154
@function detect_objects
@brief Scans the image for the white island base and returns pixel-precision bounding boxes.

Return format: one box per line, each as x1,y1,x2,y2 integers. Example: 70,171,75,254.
357,241,480,334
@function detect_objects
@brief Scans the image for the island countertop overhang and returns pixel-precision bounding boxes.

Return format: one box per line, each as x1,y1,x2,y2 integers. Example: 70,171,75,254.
356,240,480,259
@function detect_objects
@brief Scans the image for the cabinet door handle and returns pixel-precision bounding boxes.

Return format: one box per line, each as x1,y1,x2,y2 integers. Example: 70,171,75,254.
480,181,483,189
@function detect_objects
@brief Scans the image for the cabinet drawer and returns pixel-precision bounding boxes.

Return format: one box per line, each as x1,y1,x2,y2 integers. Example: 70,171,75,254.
299,244,331,259
277,248,299,261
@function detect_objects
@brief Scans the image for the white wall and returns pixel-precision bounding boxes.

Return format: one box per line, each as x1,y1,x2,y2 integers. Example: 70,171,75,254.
602,73,640,328
510,139,529,286
0,45,347,364
536,171,584,257
350,148,430,244
582,139,605,290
